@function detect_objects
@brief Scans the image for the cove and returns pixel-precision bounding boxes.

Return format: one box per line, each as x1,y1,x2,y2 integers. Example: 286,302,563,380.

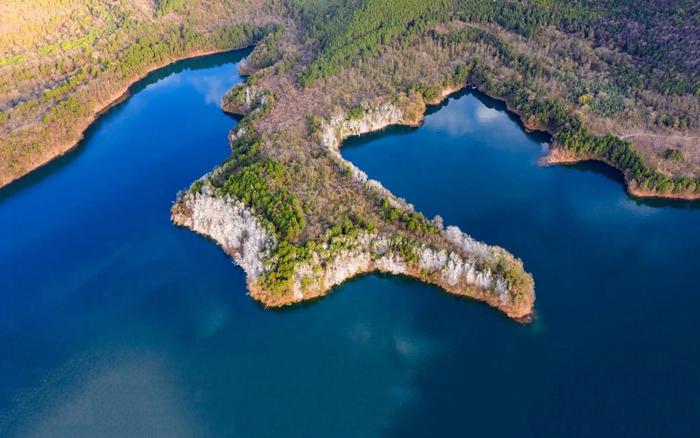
342,90,700,436
0,52,698,438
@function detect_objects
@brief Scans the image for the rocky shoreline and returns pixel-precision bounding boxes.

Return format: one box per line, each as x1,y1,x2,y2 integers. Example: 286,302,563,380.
542,147,700,201
172,182,534,320
172,78,535,321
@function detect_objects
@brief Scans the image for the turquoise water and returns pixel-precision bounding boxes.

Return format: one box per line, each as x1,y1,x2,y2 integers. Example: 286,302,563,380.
1,52,699,437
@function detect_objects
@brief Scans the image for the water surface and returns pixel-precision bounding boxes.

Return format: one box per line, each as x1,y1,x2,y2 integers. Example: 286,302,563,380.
1,54,699,437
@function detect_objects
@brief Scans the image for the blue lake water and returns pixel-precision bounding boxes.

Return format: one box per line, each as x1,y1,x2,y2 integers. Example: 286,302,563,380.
1,51,699,437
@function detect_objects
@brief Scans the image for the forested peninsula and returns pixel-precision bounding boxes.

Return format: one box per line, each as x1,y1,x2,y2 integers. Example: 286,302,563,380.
2,0,699,319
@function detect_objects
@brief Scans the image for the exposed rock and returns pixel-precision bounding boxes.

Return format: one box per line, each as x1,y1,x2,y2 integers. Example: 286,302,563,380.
277,231,532,319
320,103,404,151
221,84,267,116
173,83,535,321
172,183,275,280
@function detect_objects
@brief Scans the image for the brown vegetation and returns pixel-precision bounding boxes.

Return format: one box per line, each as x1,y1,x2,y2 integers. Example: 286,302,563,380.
3,0,700,318
0,0,286,186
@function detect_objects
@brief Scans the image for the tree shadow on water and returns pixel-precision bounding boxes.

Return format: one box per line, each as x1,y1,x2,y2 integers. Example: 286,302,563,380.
565,160,700,211
0,48,251,204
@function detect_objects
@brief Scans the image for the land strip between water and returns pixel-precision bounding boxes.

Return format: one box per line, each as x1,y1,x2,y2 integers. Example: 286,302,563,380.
4,0,700,320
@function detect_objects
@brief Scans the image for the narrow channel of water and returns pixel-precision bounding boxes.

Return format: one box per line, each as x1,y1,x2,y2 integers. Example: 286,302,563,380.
1,53,699,437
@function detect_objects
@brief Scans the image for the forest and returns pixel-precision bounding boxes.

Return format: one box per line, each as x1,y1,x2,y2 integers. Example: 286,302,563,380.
0,0,284,187
1,0,698,197
287,0,699,195
294,0,698,98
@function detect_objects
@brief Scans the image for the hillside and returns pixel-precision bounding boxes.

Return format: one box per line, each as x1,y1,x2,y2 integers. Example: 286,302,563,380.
292,0,700,196
0,0,284,186
2,0,698,195
2,0,699,317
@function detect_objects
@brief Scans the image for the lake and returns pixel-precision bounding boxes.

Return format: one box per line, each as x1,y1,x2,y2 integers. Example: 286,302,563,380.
1,51,699,437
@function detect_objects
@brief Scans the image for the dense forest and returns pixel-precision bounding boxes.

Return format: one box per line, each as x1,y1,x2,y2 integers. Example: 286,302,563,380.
3,0,697,302
1,0,698,196
294,0,698,99
286,0,699,195
0,0,284,186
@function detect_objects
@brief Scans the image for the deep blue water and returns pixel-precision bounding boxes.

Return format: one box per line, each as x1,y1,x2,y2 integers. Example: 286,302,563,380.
1,52,699,437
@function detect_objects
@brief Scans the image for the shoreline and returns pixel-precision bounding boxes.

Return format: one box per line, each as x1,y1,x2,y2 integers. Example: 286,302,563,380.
541,147,700,201
6,54,696,203
202,80,537,322
316,90,536,320
462,85,700,202
249,265,533,321
0,47,250,191
173,189,535,321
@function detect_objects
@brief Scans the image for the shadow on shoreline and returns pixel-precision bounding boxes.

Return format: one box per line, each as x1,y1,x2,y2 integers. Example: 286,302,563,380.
0,48,251,204
343,87,698,211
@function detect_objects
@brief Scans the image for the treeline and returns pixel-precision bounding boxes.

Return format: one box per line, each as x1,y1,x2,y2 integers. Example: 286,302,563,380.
5,21,270,126
470,61,699,195
293,0,697,103
428,53,699,196
0,0,284,185
215,159,306,240
295,0,453,86
210,103,307,244
243,26,285,70
458,0,699,97
257,212,377,295
109,23,272,80
40,23,268,130
559,130,700,194
380,198,435,234
577,0,699,96
294,0,569,85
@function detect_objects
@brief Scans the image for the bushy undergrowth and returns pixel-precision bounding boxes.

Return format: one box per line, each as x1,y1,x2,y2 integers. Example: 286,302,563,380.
215,159,306,240
259,213,376,294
